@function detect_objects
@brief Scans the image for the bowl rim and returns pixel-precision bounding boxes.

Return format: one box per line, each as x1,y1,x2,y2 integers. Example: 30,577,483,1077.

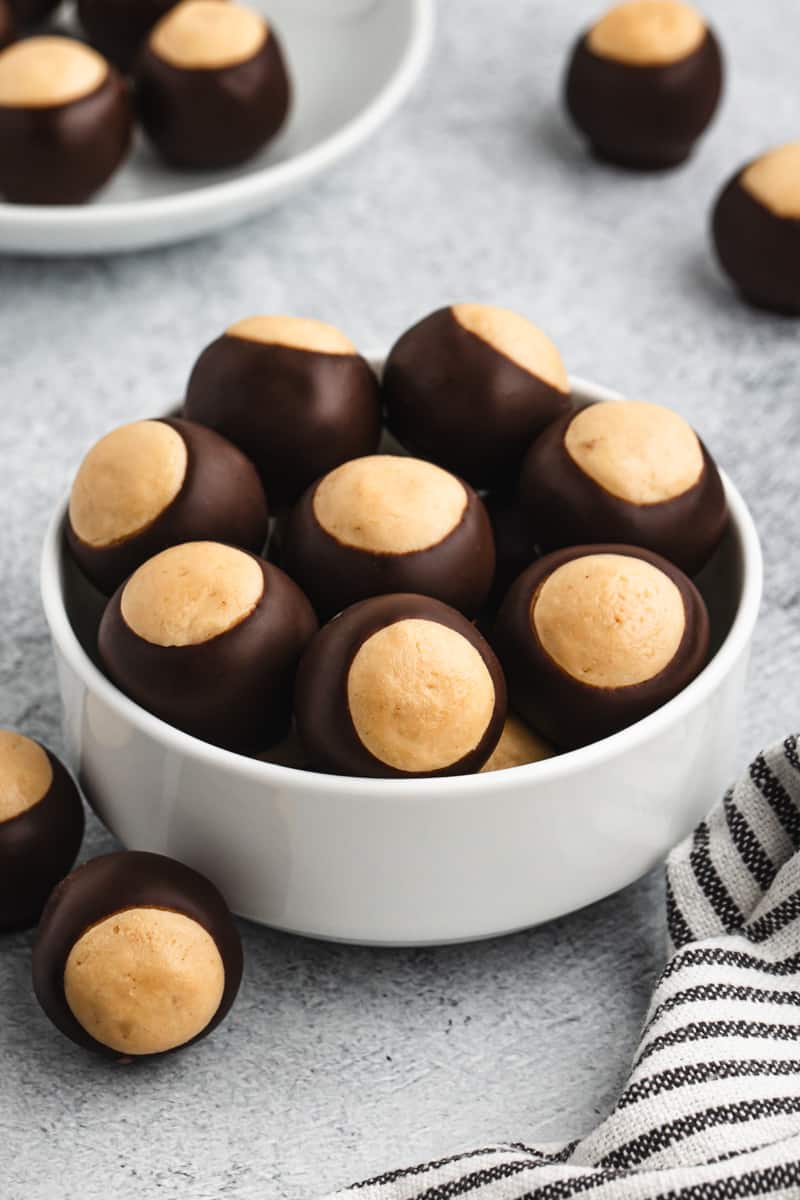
40,373,763,798
0,0,434,232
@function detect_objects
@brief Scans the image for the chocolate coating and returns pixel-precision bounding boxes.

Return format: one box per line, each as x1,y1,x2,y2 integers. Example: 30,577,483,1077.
383,308,571,490
492,544,709,750
564,29,722,169
0,66,132,204
135,26,289,168
66,417,270,596
0,1,15,50
78,0,178,71
712,170,800,316
9,0,56,27
99,554,317,751
0,745,84,932
281,468,495,622
519,412,727,575
32,851,242,1058
294,594,507,779
483,489,540,617
185,335,381,511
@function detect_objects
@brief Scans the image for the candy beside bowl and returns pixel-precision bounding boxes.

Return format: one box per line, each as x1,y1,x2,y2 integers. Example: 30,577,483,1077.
41,362,762,946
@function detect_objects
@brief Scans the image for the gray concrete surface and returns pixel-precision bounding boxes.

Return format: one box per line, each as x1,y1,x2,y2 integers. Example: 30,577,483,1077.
0,1,798,1196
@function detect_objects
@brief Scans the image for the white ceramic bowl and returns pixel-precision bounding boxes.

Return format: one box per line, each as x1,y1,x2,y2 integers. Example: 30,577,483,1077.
40,376,763,945
0,0,433,256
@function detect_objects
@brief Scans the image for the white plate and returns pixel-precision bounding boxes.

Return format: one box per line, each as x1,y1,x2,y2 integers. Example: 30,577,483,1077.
0,0,433,256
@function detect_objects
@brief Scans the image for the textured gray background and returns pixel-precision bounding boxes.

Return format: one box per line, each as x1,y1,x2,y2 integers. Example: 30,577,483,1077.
0,1,798,1197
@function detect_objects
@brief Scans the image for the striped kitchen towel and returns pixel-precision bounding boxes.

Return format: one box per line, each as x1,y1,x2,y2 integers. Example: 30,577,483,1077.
330,735,800,1200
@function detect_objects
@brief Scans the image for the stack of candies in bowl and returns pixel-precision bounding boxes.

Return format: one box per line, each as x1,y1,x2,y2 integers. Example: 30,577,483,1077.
62,305,730,781
0,0,291,204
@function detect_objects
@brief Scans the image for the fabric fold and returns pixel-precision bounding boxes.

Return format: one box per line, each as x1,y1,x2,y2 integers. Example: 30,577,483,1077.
328,735,800,1200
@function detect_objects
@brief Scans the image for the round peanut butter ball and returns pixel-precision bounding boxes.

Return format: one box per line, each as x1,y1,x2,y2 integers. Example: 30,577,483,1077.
185,315,381,510
383,304,571,490
78,0,181,72
67,416,269,595
565,0,723,170
492,544,709,749
32,851,242,1059
712,143,800,315
519,399,727,575
135,0,290,168
281,454,496,621
0,730,84,931
294,594,507,778
0,37,132,203
98,541,318,751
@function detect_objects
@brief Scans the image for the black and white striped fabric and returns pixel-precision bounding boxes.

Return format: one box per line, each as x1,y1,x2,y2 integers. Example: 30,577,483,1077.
331,735,800,1200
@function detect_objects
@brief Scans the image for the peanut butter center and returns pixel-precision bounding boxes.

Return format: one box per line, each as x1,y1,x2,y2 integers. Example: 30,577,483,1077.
121,542,264,647
64,907,225,1056
532,553,685,688
347,619,496,772
313,455,468,555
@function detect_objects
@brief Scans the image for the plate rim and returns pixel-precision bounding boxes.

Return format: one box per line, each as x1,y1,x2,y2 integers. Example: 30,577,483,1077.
0,0,434,238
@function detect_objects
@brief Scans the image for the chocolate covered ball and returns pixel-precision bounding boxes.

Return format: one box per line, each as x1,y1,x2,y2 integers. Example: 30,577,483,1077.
99,542,317,751
492,545,709,750
33,851,242,1059
519,399,727,575
67,416,269,595
78,0,180,72
295,594,507,779
0,37,132,204
281,455,495,621
185,315,381,510
0,731,84,932
383,305,571,490
135,0,290,168
712,143,800,315
0,1,15,51
9,0,57,28
565,0,723,170
479,714,553,773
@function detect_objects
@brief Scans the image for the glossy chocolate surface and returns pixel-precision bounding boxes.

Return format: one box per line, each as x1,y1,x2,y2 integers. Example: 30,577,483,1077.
32,850,242,1058
382,308,571,490
185,336,381,511
492,544,709,750
135,29,289,168
99,556,317,751
281,473,496,621
78,0,178,71
519,412,728,576
565,29,722,169
294,593,507,779
0,748,84,932
66,417,270,596
0,69,131,204
712,173,800,315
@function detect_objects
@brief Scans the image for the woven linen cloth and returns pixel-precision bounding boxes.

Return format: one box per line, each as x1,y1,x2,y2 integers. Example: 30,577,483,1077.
329,735,800,1200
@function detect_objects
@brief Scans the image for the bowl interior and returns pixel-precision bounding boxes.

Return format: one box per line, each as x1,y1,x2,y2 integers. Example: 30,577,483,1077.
48,374,761,788
10,1,422,207
0,1,433,254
